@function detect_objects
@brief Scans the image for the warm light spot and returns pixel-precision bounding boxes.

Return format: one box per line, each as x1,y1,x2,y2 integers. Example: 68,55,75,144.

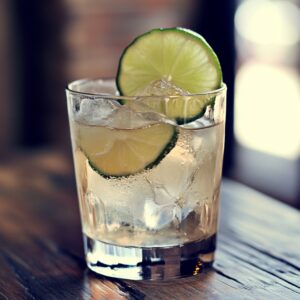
193,260,203,275
234,61,300,159
235,0,300,46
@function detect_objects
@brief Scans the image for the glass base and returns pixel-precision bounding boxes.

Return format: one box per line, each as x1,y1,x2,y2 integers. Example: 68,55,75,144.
83,233,216,281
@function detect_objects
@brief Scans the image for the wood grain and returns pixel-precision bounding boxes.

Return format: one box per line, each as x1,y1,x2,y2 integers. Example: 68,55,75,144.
0,151,299,299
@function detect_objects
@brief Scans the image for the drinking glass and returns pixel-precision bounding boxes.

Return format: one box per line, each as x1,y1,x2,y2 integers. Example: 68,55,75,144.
66,79,226,280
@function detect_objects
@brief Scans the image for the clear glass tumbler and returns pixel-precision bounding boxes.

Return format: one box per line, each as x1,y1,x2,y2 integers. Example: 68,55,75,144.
66,79,226,280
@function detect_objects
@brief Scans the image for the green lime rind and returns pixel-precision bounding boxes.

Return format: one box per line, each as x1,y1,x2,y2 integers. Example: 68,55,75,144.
86,128,178,178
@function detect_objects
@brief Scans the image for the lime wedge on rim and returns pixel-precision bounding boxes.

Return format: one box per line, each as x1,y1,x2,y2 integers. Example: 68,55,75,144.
116,27,222,123
77,123,177,177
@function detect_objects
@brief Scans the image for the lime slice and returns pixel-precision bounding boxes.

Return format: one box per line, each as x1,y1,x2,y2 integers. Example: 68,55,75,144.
77,123,177,177
116,28,222,122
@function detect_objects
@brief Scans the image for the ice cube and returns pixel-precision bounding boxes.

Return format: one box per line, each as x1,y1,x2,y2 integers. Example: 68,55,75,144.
107,104,175,129
180,116,214,129
137,79,194,125
108,105,151,129
143,198,176,230
139,79,188,96
128,100,177,126
147,135,198,204
151,183,175,206
75,98,120,125
182,154,216,210
192,123,224,163
86,165,155,229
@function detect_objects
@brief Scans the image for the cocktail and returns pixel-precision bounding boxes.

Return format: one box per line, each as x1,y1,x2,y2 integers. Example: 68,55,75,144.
66,28,226,280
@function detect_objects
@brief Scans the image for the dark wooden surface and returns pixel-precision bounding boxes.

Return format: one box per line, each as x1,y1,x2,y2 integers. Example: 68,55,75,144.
0,151,299,300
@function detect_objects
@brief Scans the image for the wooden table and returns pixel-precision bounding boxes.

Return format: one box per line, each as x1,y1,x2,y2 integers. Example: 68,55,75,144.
0,151,299,299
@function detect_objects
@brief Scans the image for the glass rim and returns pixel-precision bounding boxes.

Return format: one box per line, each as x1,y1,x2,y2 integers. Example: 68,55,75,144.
66,78,227,100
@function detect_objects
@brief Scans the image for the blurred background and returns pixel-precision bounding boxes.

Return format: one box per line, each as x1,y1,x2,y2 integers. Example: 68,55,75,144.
0,0,299,207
